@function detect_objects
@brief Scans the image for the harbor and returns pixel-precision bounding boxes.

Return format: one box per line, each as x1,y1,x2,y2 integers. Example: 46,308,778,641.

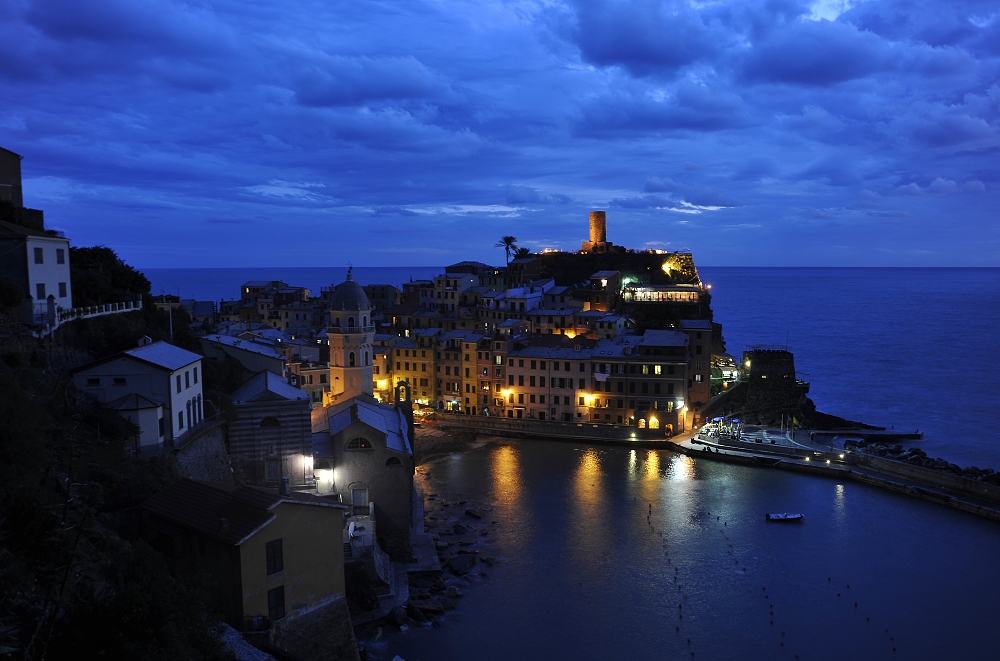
383,434,1000,661
427,415,1000,523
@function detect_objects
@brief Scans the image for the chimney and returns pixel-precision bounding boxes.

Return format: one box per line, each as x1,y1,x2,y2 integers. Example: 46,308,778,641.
279,476,290,495
138,335,152,347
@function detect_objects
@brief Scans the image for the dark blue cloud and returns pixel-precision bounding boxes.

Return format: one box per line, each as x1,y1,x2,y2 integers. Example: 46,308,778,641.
742,21,887,86
0,0,995,267
504,185,571,204
570,0,730,76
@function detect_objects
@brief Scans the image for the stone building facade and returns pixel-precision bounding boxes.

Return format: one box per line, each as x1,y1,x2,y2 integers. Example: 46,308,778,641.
230,370,314,489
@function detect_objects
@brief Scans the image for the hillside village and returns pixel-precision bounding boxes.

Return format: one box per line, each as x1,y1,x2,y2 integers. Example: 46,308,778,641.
0,147,734,660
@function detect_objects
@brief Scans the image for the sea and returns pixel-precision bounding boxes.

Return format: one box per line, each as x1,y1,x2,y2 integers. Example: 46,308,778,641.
146,266,1000,661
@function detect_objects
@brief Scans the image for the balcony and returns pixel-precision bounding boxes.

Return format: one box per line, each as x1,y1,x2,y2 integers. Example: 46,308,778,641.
327,325,375,334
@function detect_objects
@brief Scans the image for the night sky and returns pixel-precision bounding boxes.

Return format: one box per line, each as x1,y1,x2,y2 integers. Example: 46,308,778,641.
2,0,997,268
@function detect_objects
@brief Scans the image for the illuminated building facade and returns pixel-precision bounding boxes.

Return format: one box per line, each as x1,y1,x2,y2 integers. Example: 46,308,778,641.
325,268,374,405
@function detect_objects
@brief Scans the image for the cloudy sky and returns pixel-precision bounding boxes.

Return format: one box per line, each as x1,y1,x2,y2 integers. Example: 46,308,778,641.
2,0,997,267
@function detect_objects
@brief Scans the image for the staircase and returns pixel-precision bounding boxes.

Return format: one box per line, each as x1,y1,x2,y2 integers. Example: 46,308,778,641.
343,542,352,561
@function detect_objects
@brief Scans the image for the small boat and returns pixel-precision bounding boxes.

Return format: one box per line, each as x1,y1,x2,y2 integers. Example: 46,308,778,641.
766,513,803,522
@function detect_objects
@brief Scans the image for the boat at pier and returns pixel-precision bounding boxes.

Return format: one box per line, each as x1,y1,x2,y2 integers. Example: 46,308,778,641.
766,513,803,522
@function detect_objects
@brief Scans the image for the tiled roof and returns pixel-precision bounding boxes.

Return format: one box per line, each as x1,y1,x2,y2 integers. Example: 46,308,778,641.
232,370,310,404
139,479,345,546
0,219,63,239
640,330,688,347
202,334,286,359
124,341,201,371
326,400,411,454
106,393,161,410
679,319,713,330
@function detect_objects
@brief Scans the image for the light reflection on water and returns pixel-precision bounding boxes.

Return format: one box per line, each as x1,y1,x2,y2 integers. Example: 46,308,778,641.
388,440,1000,661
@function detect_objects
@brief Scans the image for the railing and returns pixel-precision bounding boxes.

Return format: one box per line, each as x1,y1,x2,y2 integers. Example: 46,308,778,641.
240,613,271,647
372,539,392,586
56,296,143,323
32,295,143,338
327,325,375,334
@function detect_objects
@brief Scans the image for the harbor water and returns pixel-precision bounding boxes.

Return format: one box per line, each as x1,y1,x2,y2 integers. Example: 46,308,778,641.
379,441,1000,661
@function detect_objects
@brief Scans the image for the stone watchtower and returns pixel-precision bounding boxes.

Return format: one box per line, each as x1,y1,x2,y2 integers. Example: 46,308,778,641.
326,268,374,403
581,210,614,253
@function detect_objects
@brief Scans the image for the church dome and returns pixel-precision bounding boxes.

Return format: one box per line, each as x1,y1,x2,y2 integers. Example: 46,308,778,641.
328,268,370,311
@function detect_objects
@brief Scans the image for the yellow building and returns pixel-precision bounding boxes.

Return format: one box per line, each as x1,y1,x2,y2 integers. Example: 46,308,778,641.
140,479,349,629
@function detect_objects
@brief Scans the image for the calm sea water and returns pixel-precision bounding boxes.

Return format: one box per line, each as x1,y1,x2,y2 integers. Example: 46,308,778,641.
143,267,442,303
698,267,1000,469
145,266,1000,659
378,442,1000,661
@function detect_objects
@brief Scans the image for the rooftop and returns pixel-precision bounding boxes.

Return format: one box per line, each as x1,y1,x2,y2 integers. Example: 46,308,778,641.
0,219,64,240
679,319,713,331
202,334,286,359
123,341,202,371
640,329,688,347
323,399,412,454
140,479,345,546
107,393,161,410
232,370,310,405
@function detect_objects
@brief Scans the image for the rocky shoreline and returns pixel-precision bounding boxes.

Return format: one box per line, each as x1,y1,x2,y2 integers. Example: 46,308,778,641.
356,427,501,660
861,442,1000,484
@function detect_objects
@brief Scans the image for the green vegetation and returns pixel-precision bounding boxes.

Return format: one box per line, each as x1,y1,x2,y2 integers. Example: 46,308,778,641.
0,248,232,660
69,246,151,308
0,359,230,659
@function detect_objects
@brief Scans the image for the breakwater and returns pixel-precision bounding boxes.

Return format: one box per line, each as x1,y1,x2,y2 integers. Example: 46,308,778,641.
678,433,1000,522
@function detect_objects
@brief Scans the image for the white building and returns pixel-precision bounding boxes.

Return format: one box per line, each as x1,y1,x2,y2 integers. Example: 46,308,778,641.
107,393,164,455
0,220,73,317
71,340,204,446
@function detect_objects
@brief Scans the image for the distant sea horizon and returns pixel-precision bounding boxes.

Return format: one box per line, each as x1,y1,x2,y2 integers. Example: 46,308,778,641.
142,265,998,304
145,266,1000,468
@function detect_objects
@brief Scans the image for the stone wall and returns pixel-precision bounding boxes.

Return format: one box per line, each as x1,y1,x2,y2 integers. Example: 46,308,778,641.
175,425,234,485
272,594,360,661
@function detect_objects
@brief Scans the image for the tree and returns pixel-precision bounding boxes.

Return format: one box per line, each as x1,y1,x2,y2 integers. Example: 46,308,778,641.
514,247,531,259
70,246,151,307
496,235,518,265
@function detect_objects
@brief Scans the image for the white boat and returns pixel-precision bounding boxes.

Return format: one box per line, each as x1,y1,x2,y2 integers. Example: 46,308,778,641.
766,513,803,522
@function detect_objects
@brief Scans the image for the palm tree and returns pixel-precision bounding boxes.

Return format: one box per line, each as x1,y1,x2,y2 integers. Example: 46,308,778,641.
496,235,518,265
514,247,531,259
